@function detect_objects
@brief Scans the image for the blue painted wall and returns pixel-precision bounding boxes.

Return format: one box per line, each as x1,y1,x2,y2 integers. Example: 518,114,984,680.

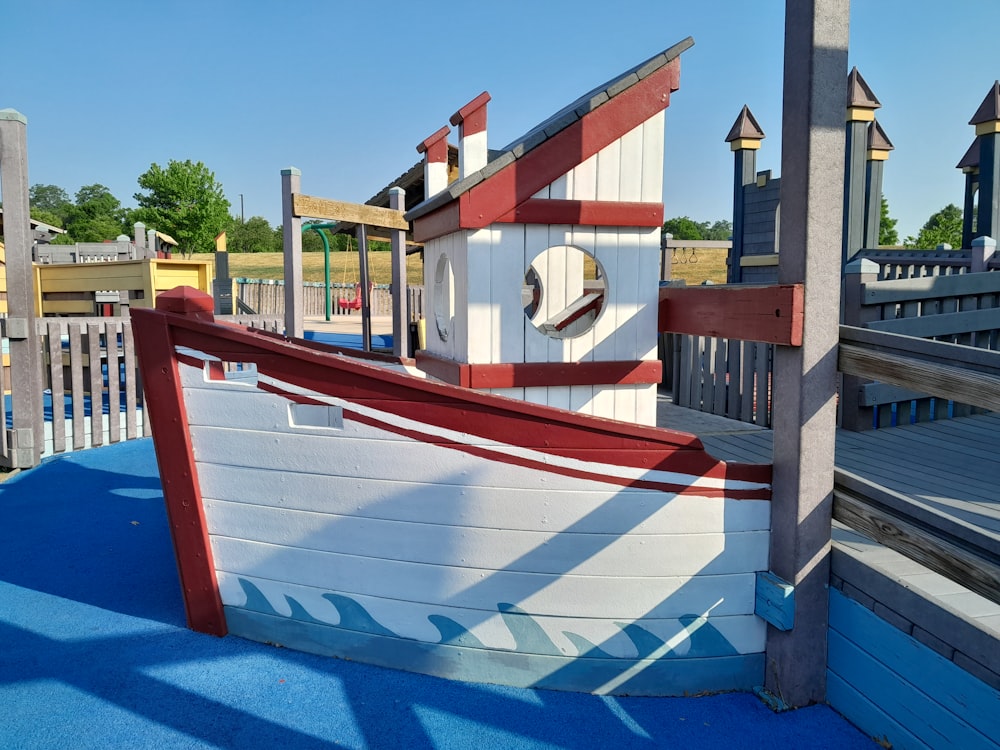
827,589,1000,749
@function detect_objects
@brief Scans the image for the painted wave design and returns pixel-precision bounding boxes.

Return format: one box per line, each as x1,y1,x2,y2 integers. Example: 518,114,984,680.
235,577,738,661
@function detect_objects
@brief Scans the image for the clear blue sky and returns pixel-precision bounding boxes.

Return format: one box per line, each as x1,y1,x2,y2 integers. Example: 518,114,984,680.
4,0,998,241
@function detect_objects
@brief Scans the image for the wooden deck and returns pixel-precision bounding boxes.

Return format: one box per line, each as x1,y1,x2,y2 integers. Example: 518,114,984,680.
655,395,1000,636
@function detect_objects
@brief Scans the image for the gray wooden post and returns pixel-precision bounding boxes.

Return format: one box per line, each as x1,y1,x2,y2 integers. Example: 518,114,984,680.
726,106,765,283
840,258,880,431
958,138,979,250
356,224,372,352
134,222,146,258
972,83,1000,242
766,0,848,708
971,235,996,273
0,110,43,468
389,187,409,357
862,120,893,249
281,168,303,338
843,68,880,266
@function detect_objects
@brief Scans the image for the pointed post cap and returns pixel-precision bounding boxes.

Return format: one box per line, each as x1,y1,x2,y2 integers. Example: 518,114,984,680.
970,81,1000,135
957,137,980,172
725,105,765,151
847,68,880,122
866,119,894,161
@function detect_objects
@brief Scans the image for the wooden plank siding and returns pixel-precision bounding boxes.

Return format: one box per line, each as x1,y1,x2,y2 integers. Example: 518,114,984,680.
828,590,1000,750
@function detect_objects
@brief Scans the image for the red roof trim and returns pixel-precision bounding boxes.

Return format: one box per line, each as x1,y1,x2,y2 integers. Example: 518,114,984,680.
412,59,679,242
496,198,664,227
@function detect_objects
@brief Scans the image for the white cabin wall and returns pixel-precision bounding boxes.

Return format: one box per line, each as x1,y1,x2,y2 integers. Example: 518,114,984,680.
465,228,493,364
640,111,666,201
427,112,667,422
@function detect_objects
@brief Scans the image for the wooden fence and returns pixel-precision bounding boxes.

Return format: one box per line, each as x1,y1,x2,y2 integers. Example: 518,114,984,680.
0,314,281,468
841,256,1000,429
665,333,773,426
236,279,391,317
669,243,1000,430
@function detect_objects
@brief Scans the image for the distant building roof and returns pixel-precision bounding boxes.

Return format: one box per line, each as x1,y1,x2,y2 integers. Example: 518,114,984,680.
0,206,67,243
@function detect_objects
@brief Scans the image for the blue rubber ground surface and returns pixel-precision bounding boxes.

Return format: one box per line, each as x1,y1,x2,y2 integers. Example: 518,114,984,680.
0,440,879,749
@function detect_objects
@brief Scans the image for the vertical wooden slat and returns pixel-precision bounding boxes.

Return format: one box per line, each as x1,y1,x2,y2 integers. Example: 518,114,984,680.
87,323,104,447
700,336,715,412
741,339,755,423
726,338,742,419
675,334,691,407
106,322,122,443
122,323,138,440
712,337,727,416
754,342,770,426
69,324,86,451
46,323,65,455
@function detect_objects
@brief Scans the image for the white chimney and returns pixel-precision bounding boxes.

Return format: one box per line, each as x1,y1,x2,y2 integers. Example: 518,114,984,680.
417,126,451,199
450,91,491,179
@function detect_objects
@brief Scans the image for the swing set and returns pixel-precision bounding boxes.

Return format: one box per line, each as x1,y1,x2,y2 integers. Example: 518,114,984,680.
301,223,366,318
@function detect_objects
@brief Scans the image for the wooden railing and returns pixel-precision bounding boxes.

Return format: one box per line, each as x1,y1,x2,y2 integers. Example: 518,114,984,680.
841,258,1000,429
0,314,282,468
834,324,1000,606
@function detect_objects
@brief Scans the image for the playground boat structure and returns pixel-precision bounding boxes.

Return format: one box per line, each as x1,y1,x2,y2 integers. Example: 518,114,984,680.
132,292,772,696
133,37,781,696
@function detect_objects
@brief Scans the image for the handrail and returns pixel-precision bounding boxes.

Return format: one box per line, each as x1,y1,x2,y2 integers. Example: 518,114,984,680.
838,325,1000,411
833,468,1000,607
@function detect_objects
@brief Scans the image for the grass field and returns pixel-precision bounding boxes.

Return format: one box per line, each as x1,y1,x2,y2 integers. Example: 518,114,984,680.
228,248,730,287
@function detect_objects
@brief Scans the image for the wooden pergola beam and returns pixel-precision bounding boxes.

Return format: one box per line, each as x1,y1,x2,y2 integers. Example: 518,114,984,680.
292,194,409,231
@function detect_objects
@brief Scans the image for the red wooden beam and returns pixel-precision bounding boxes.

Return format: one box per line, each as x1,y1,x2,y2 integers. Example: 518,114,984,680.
130,289,227,636
659,283,804,346
496,199,664,228
415,351,662,389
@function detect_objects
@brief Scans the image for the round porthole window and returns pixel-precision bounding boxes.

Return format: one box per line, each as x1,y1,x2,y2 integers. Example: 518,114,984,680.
523,246,606,339
433,254,455,342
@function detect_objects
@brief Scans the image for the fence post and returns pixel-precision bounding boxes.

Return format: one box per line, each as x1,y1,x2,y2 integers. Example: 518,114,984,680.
281,168,303,338
971,236,996,273
389,187,410,357
0,110,44,468
840,258,880,431
765,0,848,708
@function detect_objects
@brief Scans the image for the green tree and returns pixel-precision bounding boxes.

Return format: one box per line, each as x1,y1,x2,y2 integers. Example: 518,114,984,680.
29,184,71,224
63,184,129,242
227,215,281,253
904,203,963,249
132,160,230,253
662,216,703,241
30,207,65,228
702,219,733,241
878,195,899,246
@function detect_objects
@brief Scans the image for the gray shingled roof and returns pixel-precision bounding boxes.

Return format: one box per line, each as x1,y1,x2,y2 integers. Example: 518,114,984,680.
405,37,695,222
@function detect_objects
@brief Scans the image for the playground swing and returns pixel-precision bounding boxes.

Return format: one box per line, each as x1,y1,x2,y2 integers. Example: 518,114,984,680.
338,236,363,312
